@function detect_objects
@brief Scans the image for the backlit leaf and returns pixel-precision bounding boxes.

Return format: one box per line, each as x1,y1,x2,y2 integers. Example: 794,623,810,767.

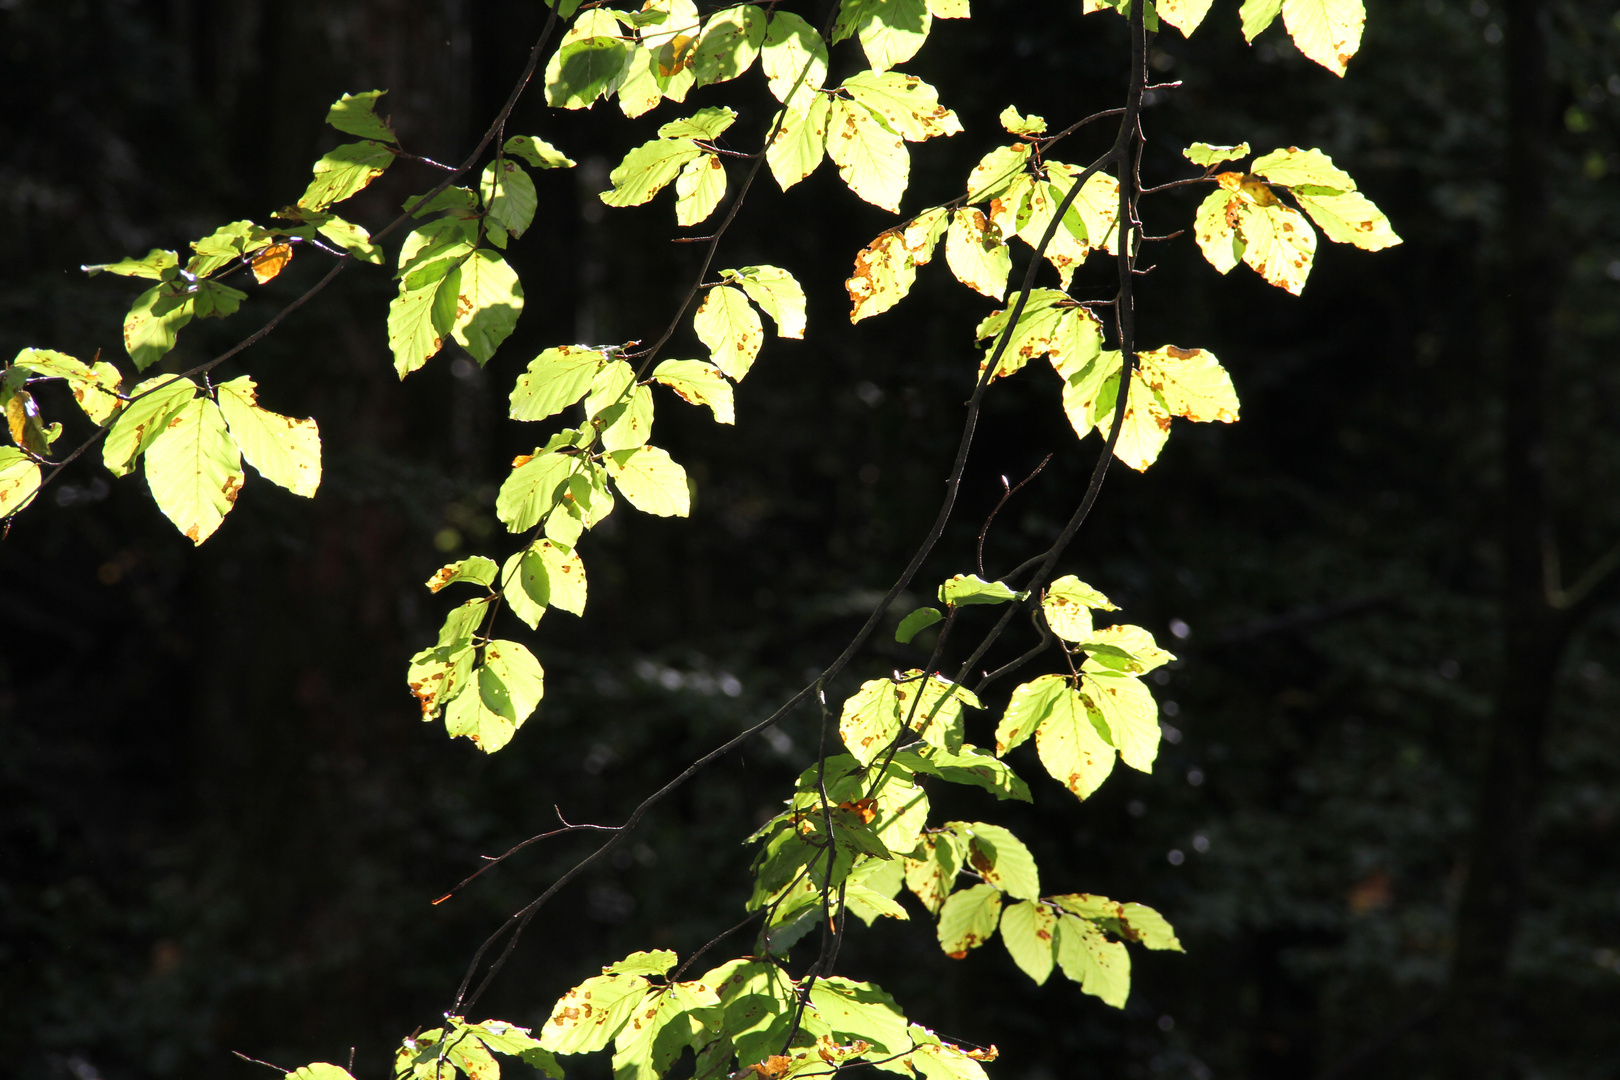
215,376,321,497
895,606,942,643
895,672,980,753
1081,669,1159,773
804,978,909,1058
937,883,1001,957
842,0,932,71
498,451,581,531
945,209,1010,300
674,154,727,226
765,95,830,191
1291,187,1402,250
326,90,395,142
504,135,576,169
999,106,1046,136
1137,345,1239,424
445,639,544,753
1281,0,1365,75
1120,902,1185,951
1183,141,1251,167
1000,900,1059,984
444,250,524,363
597,384,654,453
938,573,1020,607
541,971,653,1054
1012,676,1116,799
604,446,690,517
123,284,194,371
388,255,456,376
1237,194,1316,295
83,248,179,280
0,447,41,519
959,821,1039,899
103,376,196,477
1091,360,1173,471
966,143,1031,203
897,743,1031,802
1055,912,1131,1007
602,138,703,207
840,677,902,766
482,159,538,237
693,285,763,380
1042,574,1115,642
761,12,828,112
653,359,735,424
144,396,244,545
511,346,609,422
297,140,395,211
12,348,124,425
904,829,965,914
1240,0,1283,39
826,98,908,213
842,70,962,142
846,208,947,322
725,265,806,340
545,35,630,109
1081,623,1175,674
425,556,498,593
690,5,766,86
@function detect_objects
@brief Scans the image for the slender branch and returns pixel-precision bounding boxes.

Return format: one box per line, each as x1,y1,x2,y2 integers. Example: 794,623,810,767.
1550,534,1620,617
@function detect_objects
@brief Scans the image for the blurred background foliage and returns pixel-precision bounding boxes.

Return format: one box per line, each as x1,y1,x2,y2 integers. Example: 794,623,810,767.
1,0,1618,1078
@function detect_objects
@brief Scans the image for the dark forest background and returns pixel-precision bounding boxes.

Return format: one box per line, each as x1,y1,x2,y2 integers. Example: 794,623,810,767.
3,1,1619,1078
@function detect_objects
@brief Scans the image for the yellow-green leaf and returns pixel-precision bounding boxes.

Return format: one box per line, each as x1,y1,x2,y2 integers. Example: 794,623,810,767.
123,284,194,371
1157,0,1215,35
693,284,763,380
761,11,828,112
945,208,1010,299
1137,345,1239,424
826,98,909,213
1000,899,1059,984
1055,913,1131,1007
726,265,807,339
1183,141,1250,168
144,396,244,545
1081,669,1159,773
604,446,690,517
1239,0,1283,40
602,139,703,207
444,639,545,753
215,376,321,497
765,95,830,191
1033,678,1117,799
690,4,766,86
297,141,395,211
0,447,41,519
841,70,962,142
1292,187,1402,250
840,677,903,766
511,346,609,421
1282,0,1365,75
937,883,1001,956
674,153,727,226
103,376,197,477
445,249,524,363
652,359,734,424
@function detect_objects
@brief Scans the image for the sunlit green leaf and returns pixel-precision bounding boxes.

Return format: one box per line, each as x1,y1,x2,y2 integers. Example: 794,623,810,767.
1291,186,1402,250
602,138,703,207
1281,0,1364,75
1054,910,1131,1007
444,249,524,363
144,396,244,545
483,159,538,237
842,70,962,142
426,556,499,593
895,606,942,643
505,134,576,169
103,375,196,477
959,821,1039,899
675,153,727,225
1183,141,1251,167
298,140,395,211
511,346,609,421
837,0,933,71
0,447,41,519
937,883,1002,956
326,90,396,143
546,34,630,109
761,12,828,112
123,283,194,370
215,376,321,497
83,247,179,280
690,5,766,86
765,95,830,191
652,359,734,424
693,284,763,380
1000,899,1059,984
541,970,653,1054
840,677,902,766
498,450,581,531
827,97,909,213
604,446,690,517
938,573,1020,607
1240,0,1283,39
896,743,1031,801
445,639,544,753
